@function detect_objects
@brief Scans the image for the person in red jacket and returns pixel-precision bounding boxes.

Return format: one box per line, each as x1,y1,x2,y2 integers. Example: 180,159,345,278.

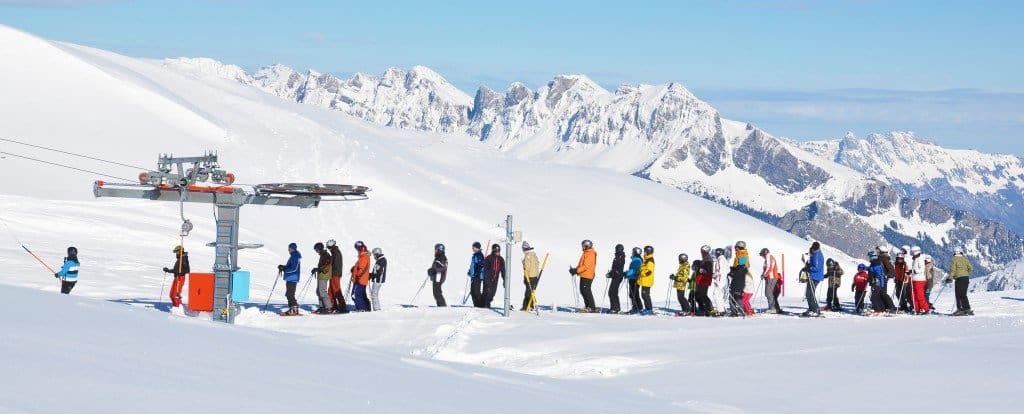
350,241,372,311
852,263,870,314
694,245,715,316
162,245,190,308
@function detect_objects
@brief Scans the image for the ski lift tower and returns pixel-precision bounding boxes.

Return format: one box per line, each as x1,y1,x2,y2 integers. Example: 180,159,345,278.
93,152,369,323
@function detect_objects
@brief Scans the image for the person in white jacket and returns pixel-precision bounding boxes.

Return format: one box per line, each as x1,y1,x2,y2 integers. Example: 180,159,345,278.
712,248,729,313
909,246,930,314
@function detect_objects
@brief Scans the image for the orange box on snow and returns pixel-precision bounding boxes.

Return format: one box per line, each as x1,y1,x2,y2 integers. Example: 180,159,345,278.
188,273,215,312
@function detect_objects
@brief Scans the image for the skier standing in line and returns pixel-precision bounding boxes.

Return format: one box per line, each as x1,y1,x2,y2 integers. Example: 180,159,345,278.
728,241,749,316
162,245,188,306
852,263,869,314
311,242,333,314
909,246,930,314
695,245,716,316
802,241,825,317
428,243,448,307
625,247,643,314
638,245,656,315
946,248,974,316
350,241,371,312
606,244,627,314
867,251,895,315
277,242,301,316
713,247,729,314
742,267,755,316
670,253,692,316
570,239,598,312
369,247,387,311
923,254,936,310
467,242,485,307
894,253,912,312
687,260,698,313
327,240,348,314
760,248,782,314
521,241,540,311
824,258,844,312
482,244,506,309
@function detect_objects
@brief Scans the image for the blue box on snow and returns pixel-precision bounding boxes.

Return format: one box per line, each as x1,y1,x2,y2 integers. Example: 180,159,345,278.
231,271,250,302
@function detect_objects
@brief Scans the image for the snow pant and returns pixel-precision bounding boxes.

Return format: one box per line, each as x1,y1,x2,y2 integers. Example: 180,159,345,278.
741,292,753,315
470,278,484,307
912,281,929,312
895,280,912,311
329,276,347,312
854,289,867,312
285,281,298,308
695,284,713,316
728,276,744,315
352,283,369,311
317,279,331,309
954,277,971,311
60,280,76,295
639,286,652,311
169,276,185,306
687,290,696,313
607,276,623,312
805,280,820,313
765,279,779,312
370,281,383,311
627,279,642,312
676,289,692,313
772,282,782,312
521,276,539,310
826,285,841,310
870,285,883,311
580,278,596,310
432,280,447,307
482,277,499,308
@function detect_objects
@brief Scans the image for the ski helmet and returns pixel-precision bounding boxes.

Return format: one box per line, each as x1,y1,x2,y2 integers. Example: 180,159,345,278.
759,248,769,256
313,242,324,251
714,248,725,257
954,247,965,255
700,245,711,253
901,245,910,254
910,246,921,255
826,258,835,266
678,253,688,263
896,252,905,259
372,247,383,256
581,239,593,249
868,250,879,260
325,239,337,248
735,240,746,250
521,241,532,250
67,246,78,257
472,241,481,250
435,243,445,253
354,241,366,251
643,245,654,255
857,263,867,271
492,244,501,253
172,245,184,254
632,247,642,256
288,242,297,250
615,244,624,253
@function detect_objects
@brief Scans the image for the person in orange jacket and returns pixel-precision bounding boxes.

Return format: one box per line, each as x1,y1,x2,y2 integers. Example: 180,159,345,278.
569,239,598,312
350,241,372,311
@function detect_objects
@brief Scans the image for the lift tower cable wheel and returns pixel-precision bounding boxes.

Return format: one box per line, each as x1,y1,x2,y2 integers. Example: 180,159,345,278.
93,152,369,323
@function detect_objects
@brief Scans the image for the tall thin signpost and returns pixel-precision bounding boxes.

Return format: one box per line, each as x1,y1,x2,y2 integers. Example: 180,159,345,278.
503,215,513,317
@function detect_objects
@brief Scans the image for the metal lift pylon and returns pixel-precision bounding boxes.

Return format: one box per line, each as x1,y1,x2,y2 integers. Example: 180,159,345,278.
93,152,369,323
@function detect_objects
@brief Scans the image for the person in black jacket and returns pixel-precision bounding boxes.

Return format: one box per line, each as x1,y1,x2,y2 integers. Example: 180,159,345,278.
482,244,506,308
369,247,387,311
427,243,448,307
824,258,844,312
162,245,190,308
327,240,348,313
606,244,626,314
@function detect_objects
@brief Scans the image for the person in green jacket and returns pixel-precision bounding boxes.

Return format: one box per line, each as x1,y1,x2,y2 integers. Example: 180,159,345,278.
312,242,334,314
670,253,692,316
945,248,974,316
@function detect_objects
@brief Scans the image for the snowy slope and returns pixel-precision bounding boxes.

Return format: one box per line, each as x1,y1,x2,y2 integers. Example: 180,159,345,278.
971,259,1024,292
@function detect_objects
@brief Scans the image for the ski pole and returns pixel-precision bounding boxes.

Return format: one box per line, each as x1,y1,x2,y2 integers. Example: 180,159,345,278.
263,271,282,313
663,283,673,311
298,273,314,304
410,274,430,306
599,272,609,312
461,276,471,305
158,273,168,304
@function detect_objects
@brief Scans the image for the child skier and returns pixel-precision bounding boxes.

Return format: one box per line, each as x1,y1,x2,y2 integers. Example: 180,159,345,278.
824,258,844,312
852,263,869,314
670,253,692,316
162,245,188,306
55,246,80,295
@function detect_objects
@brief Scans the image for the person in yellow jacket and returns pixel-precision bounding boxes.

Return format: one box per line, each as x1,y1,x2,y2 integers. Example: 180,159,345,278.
521,241,541,311
569,239,598,312
670,253,692,316
638,245,656,315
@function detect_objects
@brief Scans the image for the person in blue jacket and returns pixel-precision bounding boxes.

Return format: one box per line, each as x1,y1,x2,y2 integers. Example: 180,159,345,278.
867,251,896,314
277,242,302,316
467,241,486,307
54,246,80,294
625,247,643,314
803,241,825,317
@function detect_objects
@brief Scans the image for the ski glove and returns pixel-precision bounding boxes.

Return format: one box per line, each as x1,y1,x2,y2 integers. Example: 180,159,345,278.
944,279,952,285
670,275,677,281
163,267,172,273
277,265,286,272
569,267,577,276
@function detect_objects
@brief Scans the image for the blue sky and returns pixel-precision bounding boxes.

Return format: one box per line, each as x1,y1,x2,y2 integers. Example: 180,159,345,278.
2,0,1022,155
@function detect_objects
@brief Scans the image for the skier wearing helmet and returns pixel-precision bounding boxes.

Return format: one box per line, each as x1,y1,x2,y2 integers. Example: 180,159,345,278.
670,253,692,316
606,244,627,314
482,244,506,308
162,245,188,306
760,248,782,314
638,245,655,315
428,243,448,307
467,242,485,307
312,242,334,314
570,239,598,312
946,248,973,316
909,246,930,314
327,239,348,313
521,241,541,311
624,246,643,314
694,245,716,316
369,247,387,311
350,241,371,311
852,263,869,314
728,241,749,317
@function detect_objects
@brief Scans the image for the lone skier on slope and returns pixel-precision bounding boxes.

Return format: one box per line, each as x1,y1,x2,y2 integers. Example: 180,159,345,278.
428,243,448,307
162,245,188,306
